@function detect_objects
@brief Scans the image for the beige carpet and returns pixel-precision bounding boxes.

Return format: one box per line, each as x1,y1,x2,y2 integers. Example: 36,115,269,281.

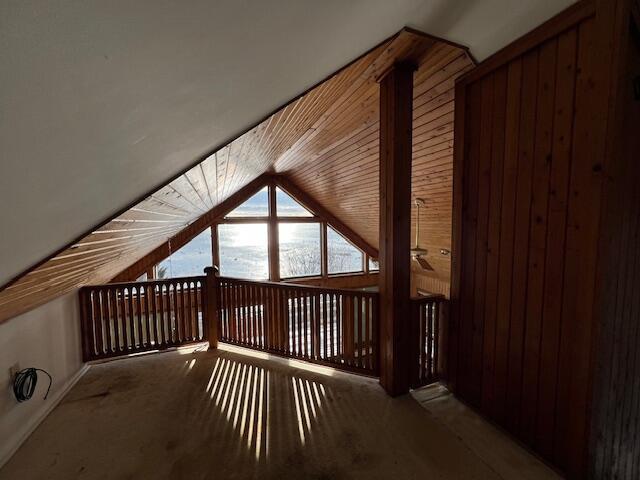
2,345,522,479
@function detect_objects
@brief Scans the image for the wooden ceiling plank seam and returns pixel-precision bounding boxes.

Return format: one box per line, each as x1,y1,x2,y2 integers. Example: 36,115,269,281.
149,189,203,217
127,202,192,218
200,162,217,209
276,80,378,168
110,175,270,282
71,226,184,248
285,116,379,174
266,60,372,169
185,166,214,210
0,237,173,303
274,37,404,167
159,176,210,212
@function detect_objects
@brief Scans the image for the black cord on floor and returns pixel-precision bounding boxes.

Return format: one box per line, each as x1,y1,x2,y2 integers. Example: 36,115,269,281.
13,368,52,402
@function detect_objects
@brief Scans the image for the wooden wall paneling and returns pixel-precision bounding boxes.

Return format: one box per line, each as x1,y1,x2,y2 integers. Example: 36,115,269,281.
469,73,494,406
519,36,558,447
493,57,523,426
457,79,481,403
505,48,539,434
458,0,595,86
480,65,507,417
536,26,578,460
288,43,474,294
590,1,640,478
411,272,451,298
555,17,602,474
449,1,635,476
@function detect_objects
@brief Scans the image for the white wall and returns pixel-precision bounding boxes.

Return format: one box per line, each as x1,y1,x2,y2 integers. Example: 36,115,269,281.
0,290,86,466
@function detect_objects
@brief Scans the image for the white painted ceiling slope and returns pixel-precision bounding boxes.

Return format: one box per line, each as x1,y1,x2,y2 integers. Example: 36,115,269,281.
0,0,576,286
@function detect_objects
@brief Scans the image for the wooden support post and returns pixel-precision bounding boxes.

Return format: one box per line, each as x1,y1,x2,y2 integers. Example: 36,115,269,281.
378,61,415,396
204,266,220,349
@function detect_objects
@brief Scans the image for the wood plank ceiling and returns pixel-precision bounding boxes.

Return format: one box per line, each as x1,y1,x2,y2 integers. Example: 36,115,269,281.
0,29,473,322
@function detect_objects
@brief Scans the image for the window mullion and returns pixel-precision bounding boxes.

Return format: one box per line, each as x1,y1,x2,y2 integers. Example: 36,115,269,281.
268,183,280,282
321,221,328,278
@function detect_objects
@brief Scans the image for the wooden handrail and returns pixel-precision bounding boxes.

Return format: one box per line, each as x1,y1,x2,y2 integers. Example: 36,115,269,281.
79,275,208,361
410,294,446,302
218,276,378,298
85,276,206,290
217,276,379,375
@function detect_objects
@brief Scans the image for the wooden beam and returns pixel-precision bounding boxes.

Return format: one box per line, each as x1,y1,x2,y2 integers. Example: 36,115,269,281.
378,61,415,397
111,175,269,282
274,175,378,259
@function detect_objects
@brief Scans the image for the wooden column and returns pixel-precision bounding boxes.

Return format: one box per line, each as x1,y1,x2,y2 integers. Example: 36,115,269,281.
204,266,219,349
378,61,415,396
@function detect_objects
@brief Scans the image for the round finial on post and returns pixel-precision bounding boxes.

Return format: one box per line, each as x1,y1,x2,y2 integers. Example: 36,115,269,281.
204,265,220,276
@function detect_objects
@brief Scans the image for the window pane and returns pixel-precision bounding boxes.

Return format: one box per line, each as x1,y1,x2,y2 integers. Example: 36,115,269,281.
327,226,363,274
368,258,379,272
279,223,321,278
226,187,269,217
157,228,212,278
276,187,313,217
218,224,268,280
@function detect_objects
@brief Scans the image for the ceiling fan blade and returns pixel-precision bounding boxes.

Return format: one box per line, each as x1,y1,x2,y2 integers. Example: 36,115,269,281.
414,256,434,271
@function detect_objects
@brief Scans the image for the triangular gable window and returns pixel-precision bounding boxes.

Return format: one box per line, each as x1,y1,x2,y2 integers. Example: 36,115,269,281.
327,226,364,274
276,187,314,217
226,186,269,217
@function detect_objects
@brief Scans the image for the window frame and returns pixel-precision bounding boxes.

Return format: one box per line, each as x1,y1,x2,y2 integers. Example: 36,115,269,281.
277,221,323,279
152,179,379,283
326,224,365,276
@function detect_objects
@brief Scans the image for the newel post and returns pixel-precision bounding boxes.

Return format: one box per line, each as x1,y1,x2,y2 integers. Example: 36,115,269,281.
204,266,220,349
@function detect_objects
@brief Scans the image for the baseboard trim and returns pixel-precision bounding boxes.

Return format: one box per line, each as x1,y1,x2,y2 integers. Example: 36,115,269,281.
0,363,90,469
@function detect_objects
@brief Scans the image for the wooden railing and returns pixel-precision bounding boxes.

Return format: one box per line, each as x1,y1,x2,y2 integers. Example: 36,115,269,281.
217,277,379,375
79,277,207,361
410,295,446,388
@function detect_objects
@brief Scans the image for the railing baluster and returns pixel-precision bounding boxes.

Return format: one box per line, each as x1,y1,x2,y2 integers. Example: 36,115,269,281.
158,285,165,346
94,290,104,356
105,289,114,355
169,283,176,345
219,280,226,340
406,295,447,387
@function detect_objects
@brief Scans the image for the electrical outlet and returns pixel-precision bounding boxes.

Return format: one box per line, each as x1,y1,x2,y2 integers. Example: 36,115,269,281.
9,363,20,380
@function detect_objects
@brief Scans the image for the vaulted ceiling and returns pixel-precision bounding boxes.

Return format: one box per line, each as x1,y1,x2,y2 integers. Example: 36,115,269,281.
0,1,577,322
